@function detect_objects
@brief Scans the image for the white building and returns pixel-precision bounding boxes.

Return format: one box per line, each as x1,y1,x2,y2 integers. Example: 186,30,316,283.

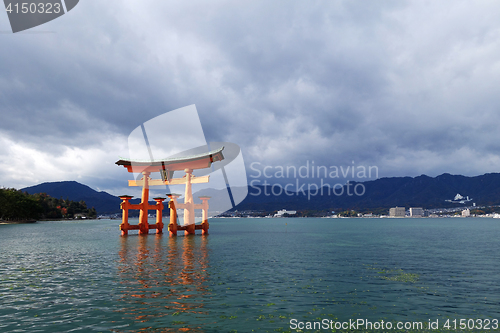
409,207,424,217
274,209,297,217
389,207,405,217
462,209,470,217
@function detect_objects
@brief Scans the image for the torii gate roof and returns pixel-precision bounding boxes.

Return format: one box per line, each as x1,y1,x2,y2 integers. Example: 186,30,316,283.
116,146,224,173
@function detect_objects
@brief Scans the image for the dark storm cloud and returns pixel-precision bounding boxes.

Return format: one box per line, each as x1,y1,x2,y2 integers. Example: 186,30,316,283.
1,0,500,193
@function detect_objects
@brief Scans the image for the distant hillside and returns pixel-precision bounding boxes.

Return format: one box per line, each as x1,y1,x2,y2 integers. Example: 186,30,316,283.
20,173,500,215
232,173,500,212
0,187,97,221
22,181,121,214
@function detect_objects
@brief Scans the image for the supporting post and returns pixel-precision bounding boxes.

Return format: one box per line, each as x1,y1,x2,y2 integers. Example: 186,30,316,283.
153,197,165,234
199,196,210,235
119,195,133,236
167,194,180,237
138,171,151,235
184,169,195,235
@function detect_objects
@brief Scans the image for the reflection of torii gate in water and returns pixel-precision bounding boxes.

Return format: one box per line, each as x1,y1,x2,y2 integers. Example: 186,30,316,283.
115,147,224,236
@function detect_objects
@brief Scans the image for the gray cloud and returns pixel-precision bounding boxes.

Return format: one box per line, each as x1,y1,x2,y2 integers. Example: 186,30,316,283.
2,0,500,194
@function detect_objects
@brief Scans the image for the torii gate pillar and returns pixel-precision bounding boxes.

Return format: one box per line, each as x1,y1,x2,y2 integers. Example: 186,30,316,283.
119,195,133,236
199,196,210,235
184,169,196,235
138,171,150,235
167,193,180,237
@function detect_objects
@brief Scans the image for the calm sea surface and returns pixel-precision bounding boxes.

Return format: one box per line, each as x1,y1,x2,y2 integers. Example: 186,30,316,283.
1,217,499,332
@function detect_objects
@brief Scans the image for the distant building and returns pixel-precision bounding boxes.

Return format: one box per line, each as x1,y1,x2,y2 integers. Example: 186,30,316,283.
462,209,470,217
409,207,424,217
389,207,405,217
274,209,297,217
446,193,473,204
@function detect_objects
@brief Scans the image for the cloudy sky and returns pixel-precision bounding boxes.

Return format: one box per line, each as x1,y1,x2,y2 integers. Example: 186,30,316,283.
2,0,500,196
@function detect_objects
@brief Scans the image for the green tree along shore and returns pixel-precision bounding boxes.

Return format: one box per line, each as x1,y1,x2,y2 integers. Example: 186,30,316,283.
0,188,97,221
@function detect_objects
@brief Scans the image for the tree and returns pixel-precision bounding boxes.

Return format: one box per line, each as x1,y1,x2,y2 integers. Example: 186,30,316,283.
0,188,42,221
0,188,97,221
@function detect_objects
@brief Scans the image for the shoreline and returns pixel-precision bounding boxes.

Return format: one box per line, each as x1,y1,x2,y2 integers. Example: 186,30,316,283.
0,219,37,224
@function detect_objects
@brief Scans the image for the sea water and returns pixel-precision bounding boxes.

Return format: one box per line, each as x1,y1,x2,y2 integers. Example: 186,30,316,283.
1,218,499,332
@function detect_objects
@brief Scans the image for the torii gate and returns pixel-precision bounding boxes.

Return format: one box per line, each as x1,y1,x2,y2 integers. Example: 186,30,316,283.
115,147,224,236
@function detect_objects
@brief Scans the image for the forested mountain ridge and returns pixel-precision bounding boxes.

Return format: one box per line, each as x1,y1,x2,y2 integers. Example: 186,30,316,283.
0,188,97,221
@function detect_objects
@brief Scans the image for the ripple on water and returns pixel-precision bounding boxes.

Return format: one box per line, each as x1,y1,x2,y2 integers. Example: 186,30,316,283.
1,218,500,332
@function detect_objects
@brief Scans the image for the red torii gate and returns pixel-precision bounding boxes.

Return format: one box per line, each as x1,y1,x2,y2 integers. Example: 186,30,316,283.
115,147,224,236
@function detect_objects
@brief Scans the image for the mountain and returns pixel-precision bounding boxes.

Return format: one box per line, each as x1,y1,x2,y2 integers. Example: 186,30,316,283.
21,181,121,214
20,172,500,215
232,172,500,212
